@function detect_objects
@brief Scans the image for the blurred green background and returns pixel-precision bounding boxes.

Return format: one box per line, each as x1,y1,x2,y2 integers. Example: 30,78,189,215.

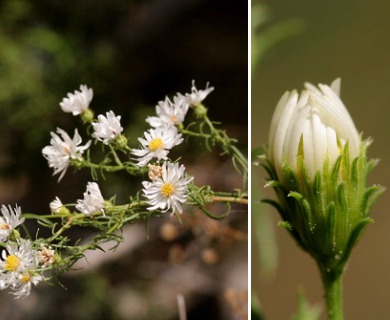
252,1,390,319
0,1,247,319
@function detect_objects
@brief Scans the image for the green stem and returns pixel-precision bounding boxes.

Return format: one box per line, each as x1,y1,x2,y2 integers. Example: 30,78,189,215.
207,195,248,205
321,271,344,320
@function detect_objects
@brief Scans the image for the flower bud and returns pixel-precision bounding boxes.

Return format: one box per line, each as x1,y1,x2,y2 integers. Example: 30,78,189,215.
269,79,360,183
263,79,384,277
193,103,208,118
81,108,94,123
114,134,128,149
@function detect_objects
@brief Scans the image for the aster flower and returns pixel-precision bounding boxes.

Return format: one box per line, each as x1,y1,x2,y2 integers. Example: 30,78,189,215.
76,182,105,216
146,95,189,127
0,239,42,298
142,162,193,214
0,205,24,242
185,80,214,107
60,84,93,116
92,110,123,144
131,126,183,166
42,128,91,181
11,272,42,299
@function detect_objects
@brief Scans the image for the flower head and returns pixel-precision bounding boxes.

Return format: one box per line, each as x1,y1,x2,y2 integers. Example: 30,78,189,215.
76,182,105,216
146,95,189,127
0,205,24,242
268,78,360,181
92,111,123,144
0,239,42,298
60,85,93,116
185,80,214,107
131,126,183,166
42,128,91,181
263,79,384,277
142,162,193,214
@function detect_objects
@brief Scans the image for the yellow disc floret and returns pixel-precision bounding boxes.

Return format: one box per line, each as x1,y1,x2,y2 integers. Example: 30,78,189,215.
161,183,175,198
4,255,20,272
20,272,31,283
149,137,164,151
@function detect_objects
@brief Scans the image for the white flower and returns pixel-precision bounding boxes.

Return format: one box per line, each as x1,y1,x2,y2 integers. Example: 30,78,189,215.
92,111,123,144
142,162,193,214
60,85,93,115
49,197,63,214
268,78,360,181
185,80,214,106
76,182,105,216
131,126,183,166
0,205,24,242
42,128,91,181
0,239,42,298
146,95,189,127
12,272,42,299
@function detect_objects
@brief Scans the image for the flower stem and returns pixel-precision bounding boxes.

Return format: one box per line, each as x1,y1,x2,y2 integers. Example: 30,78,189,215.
321,270,344,320
209,195,248,205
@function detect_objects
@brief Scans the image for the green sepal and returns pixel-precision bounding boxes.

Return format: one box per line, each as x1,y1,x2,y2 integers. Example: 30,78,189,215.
331,217,374,280
260,138,384,276
361,185,386,216
288,191,314,232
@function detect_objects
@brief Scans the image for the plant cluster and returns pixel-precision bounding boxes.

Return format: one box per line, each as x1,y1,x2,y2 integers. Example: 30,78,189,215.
0,81,248,298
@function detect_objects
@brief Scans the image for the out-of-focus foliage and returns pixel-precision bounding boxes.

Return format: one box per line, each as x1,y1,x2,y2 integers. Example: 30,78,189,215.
0,0,118,176
251,2,304,70
293,289,322,320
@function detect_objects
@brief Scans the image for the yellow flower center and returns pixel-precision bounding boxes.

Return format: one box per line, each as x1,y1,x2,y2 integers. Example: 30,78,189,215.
20,273,31,283
161,183,175,197
4,255,20,272
149,138,164,151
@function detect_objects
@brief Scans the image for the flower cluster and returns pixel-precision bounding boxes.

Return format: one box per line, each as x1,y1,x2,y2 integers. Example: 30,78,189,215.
18,80,231,300
132,81,213,214
0,178,109,299
0,206,45,298
41,81,214,218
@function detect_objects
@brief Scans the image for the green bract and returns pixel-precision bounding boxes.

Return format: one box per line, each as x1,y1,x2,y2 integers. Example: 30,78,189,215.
263,140,383,279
